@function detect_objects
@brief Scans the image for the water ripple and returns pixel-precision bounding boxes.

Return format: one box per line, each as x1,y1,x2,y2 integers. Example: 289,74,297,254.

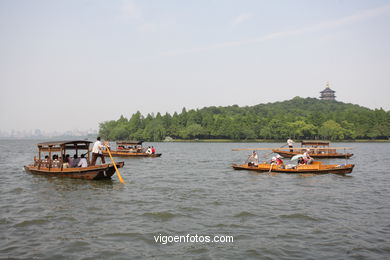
0,141,389,259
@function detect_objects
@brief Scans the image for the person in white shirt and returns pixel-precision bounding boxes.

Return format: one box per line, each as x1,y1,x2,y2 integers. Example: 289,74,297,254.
78,154,88,168
248,151,259,166
303,149,314,164
52,154,60,168
91,137,106,166
287,138,294,152
145,146,152,154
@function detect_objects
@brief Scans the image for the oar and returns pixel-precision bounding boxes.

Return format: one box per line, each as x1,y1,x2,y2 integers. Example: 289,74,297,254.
104,145,125,184
232,147,353,151
245,154,251,163
270,143,286,155
269,163,274,172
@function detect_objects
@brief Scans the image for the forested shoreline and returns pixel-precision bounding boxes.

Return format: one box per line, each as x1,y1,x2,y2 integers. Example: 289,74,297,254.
99,97,390,141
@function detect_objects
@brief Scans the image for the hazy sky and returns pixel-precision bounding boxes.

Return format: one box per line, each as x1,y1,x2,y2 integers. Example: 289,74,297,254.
1,0,390,132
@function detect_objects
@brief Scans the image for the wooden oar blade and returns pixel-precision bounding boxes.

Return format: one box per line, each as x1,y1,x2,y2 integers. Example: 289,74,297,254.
105,145,125,184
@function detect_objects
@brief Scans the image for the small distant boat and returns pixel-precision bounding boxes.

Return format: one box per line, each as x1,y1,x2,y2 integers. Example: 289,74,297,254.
102,141,162,158
272,141,353,159
232,161,354,175
24,140,124,180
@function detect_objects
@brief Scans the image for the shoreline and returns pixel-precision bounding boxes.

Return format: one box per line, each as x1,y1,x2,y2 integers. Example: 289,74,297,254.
1,138,389,143
160,139,390,143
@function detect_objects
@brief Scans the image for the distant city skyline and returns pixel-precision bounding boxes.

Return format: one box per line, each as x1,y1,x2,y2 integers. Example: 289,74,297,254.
0,128,97,139
1,0,390,132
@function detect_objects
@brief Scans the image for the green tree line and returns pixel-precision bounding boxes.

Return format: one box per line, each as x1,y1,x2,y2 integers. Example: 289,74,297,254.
99,97,390,141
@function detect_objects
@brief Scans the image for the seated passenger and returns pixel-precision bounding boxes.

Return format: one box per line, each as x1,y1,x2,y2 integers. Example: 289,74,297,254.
297,157,305,165
270,156,277,164
63,154,70,168
275,154,284,165
71,154,80,167
67,154,73,167
52,154,60,168
151,146,156,154
303,149,314,164
78,154,88,168
248,151,259,166
145,146,152,154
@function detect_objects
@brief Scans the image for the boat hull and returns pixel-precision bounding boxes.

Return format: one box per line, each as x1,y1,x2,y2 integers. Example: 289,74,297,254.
232,162,354,175
24,162,124,180
272,149,353,159
102,151,162,157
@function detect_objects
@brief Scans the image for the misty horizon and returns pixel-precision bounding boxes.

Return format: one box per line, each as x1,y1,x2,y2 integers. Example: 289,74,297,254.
1,1,390,132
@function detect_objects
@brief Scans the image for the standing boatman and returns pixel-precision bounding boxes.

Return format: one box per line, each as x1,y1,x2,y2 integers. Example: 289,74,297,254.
91,137,106,166
287,137,294,152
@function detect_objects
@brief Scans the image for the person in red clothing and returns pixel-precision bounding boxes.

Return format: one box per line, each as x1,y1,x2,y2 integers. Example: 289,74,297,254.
275,154,284,165
151,146,156,154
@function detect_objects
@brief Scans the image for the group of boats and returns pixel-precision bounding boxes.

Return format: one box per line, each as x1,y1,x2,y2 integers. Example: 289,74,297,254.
24,140,355,181
24,140,161,180
232,141,355,175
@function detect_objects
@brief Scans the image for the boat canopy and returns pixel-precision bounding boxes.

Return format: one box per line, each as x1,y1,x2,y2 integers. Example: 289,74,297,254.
116,141,143,145
301,141,330,146
37,140,92,151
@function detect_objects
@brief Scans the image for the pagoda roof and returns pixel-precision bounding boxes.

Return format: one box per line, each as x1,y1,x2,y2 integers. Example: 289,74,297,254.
320,87,335,93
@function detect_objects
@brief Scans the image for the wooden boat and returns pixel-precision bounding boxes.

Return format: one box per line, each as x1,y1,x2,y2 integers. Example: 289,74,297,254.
232,161,354,175
102,141,162,157
272,141,353,159
24,140,124,180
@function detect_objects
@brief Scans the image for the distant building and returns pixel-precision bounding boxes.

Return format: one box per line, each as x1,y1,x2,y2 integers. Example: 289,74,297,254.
320,82,336,100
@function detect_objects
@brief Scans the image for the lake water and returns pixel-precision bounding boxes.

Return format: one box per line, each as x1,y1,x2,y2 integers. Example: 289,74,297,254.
1,140,390,259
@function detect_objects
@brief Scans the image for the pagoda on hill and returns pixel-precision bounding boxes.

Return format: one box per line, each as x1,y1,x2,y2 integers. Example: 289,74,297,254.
320,82,336,100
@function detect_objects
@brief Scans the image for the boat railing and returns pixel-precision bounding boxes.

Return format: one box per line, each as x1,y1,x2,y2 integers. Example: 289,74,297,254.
34,158,61,169
34,158,80,170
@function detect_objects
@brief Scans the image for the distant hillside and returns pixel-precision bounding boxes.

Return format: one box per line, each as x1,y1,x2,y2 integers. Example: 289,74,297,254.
99,97,390,141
